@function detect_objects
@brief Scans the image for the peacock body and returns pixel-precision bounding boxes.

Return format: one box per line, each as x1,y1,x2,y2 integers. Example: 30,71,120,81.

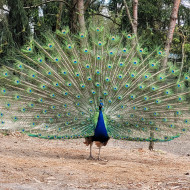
0,26,189,158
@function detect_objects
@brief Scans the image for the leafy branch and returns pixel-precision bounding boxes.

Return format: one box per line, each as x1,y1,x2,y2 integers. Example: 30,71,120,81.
23,0,70,9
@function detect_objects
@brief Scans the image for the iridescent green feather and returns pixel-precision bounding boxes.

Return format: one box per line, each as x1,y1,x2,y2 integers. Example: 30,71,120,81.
0,26,189,142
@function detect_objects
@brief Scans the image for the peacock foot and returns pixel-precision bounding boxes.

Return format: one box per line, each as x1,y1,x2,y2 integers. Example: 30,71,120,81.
87,156,95,160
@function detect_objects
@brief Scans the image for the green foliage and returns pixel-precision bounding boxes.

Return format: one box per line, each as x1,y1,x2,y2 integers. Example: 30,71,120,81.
0,0,190,77
7,0,30,46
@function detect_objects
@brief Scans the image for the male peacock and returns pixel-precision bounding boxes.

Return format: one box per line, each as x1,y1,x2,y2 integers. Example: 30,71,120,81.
0,26,189,160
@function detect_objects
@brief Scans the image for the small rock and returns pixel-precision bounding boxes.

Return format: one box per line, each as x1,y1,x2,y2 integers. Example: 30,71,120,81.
68,172,74,175
46,176,56,180
185,172,189,175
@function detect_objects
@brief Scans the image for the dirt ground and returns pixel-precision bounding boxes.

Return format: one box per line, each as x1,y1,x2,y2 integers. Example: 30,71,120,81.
0,132,190,190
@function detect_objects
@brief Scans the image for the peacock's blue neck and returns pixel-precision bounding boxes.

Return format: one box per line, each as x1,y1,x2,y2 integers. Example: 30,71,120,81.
94,110,108,138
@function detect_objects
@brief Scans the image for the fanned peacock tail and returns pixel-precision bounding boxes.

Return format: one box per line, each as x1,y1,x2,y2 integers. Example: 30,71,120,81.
0,26,189,142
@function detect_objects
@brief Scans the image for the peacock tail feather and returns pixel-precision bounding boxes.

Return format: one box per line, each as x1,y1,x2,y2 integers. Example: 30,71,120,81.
0,26,189,142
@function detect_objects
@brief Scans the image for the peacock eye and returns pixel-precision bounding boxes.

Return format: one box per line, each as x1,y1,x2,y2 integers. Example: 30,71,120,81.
158,51,162,55
27,46,32,51
38,58,42,62
48,43,52,48
62,30,66,34
96,83,100,87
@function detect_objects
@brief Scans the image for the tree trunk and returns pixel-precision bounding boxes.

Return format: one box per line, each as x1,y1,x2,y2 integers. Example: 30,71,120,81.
56,1,64,30
123,0,135,34
163,0,181,68
84,0,91,11
77,0,86,33
77,0,86,48
123,0,138,35
69,0,78,33
123,0,143,61
133,0,138,35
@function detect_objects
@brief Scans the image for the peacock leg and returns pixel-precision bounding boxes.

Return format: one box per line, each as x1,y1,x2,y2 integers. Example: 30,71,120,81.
87,142,94,160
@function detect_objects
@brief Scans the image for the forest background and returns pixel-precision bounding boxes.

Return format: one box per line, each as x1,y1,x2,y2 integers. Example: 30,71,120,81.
0,0,190,81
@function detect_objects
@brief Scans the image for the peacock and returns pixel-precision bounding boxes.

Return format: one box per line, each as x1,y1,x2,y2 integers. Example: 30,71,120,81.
0,26,189,160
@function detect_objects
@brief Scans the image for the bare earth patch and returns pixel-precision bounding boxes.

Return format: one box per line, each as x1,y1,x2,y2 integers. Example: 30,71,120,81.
0,132,189,190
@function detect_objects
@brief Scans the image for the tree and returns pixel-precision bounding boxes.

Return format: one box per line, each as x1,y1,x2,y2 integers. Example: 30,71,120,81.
132,0,138,34
78,0,86,33
163,0,181,68
123,0,136,34
56,2,64,30
7,0,30,47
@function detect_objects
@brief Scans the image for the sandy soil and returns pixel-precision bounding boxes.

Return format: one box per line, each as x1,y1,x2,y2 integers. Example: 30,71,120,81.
0,132,190,190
